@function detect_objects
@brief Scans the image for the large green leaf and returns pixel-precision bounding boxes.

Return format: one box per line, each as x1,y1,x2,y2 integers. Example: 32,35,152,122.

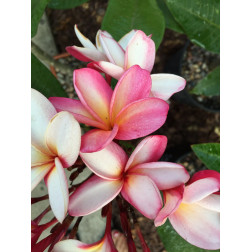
48,0,88,9
191,143,220,172
31,53,67,98
165,0,220,53
102,0,165,49
31,0,50,38
157,220,220,252
190,66,220,96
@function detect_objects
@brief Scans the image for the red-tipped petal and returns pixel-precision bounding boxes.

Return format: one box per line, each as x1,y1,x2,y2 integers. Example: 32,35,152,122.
114,98,169,140
118,30,137,50
69,175,123,216
80,126,118,153
80,140,127,180
125,135,167,171
45,111,81,168
129,162,189,190
110,65,151,123
74,68,112,127
44,158,69,223
169,202,220,249
121,174,162,219
125,30,155,72
189,170,220,185
151,74,186,100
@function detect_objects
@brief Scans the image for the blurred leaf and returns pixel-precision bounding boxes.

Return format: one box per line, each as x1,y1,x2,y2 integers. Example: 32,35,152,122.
190,66,220,96
165,0,220,53
48,0,88,9
156,0,184,33
157,220,220,252
191,143,220,172
102,0,165,49
31,53,67,98
31,0,50,37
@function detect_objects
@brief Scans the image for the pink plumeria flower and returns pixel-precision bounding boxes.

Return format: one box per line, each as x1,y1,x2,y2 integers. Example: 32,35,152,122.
31,89,81,222
155,170,220,250
67,26,186,101
50,65,169,153
68,135,190,220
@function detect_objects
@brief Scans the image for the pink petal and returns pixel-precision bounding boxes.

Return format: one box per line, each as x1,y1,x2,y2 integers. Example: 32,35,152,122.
88,61,125,80
45,111,81,168
31,144,53,167
80,125,118,153
151,74,186,100
154,185,184,226
118,30,137,50
49,97,106,129
129,162,189,190
169,202,220,249
31,89,56,155
125,30,155,72
121,174,162,219
110,65,151,124
44,158,69,223
31,162,54,191
74,24,96,49
196,194,220,212
99,33,125,67
74,68,112,127
80,140,127,180
189,170,220,185
114,98,169,140
125,135,167,171
69,175,123,216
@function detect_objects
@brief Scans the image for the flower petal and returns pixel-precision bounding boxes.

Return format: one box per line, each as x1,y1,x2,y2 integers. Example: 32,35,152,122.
31,89,56,154
74,68,112,127
45,111,81,168
196,194,220,212
154,185,184,227
31,163,54,191
69,175,123,216
125,135,167,171
125,30,155,72
129,162,189,190
121,174,162,219
80,140,127,180
44,158,69,223
169,202,220,250
189,170,220,185
49,97,106,129
74,24,96,49
31,144,53,167
114,98,169,140
80,126,118,153
53,239,87,252
151,74,186,100
110,65,151,123
99,33,125,67
118,30,137,50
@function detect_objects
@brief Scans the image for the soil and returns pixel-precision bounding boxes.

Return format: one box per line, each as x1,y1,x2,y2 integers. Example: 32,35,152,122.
46,1,220,251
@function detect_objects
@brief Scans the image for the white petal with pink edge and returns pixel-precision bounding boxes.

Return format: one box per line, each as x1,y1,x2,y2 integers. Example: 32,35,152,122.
196,194,220,212
31,89,56,154
125,135,167,171
169,202,220,250
129,162,189,190
121,174,162,219
52,239,86,252
125,30,155,72
151,74,186,100
118,30,137,50
80,140,127,180
74,25,97,50
44,158,69,223
45,111,81,168
69,175,123,216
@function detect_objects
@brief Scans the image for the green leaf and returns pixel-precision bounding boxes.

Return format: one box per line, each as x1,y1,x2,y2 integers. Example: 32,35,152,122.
48,0,88,9
102,0,165,49
31,53,67,98
31,0,50,38
156,0,185,33
190,66,220,96
157,220,220,252
191,143,220,172
165,0,220,53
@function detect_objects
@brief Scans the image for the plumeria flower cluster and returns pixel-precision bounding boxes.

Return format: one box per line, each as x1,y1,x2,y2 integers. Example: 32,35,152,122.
31,27,220,252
